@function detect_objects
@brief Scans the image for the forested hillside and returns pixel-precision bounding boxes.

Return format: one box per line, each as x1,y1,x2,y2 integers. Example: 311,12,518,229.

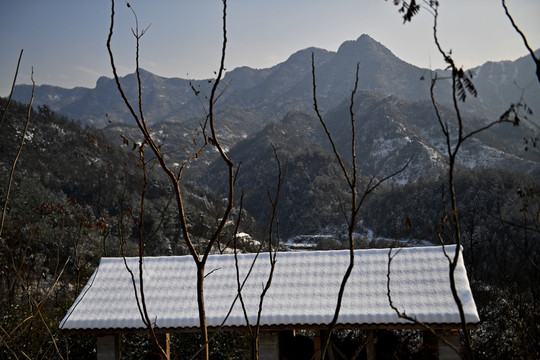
2,85,538,356
0,98,262,358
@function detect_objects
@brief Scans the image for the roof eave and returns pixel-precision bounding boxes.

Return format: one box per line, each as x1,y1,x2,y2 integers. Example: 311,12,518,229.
60,321,479,335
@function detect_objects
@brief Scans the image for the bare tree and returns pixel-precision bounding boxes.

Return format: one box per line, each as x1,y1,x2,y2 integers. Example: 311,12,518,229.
248,146,284,360
107,1,235,358
383,2,524,359
428,2,520,357
312,55,408,359
121,150,170,359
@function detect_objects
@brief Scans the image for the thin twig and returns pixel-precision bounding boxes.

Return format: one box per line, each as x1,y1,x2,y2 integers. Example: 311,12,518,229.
0,49,23,130
1,66,34,238
386,247,461,354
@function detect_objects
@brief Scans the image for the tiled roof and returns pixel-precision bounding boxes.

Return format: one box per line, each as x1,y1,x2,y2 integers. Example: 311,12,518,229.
60,245,479,331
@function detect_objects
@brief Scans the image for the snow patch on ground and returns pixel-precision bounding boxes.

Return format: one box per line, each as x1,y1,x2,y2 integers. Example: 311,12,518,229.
282,226,434,251
420,142,442,162
23,131,34,142
371,137,404,158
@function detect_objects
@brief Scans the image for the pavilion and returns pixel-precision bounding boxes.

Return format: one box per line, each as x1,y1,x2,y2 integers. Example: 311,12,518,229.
60,245,479,359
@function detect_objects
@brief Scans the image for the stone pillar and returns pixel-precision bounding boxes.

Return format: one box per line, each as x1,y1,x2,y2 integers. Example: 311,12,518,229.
313,331,322,359
97,334,120,360
152,333,170,359
423,330,439,358
438,332,461,360
312,330,336,360
366,330,376,360
259,331,279,360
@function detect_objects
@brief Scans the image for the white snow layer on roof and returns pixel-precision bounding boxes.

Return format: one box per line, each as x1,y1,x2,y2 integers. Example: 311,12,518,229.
60,245,479,331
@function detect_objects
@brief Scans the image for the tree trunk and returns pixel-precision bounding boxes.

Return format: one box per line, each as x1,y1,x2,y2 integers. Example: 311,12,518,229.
197,265,209,360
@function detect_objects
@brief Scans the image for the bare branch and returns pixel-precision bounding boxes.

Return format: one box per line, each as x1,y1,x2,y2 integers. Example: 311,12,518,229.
311,53,353,187
386,247,461,355
0,49,23,130
502,0,540,83
252,145,285,357
202,0,234,265
1,66,34,239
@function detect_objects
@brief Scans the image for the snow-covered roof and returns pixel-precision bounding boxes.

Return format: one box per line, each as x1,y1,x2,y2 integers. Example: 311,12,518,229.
60,245,479,332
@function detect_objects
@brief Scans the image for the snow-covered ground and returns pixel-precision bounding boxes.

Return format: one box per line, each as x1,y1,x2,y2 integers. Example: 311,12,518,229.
281,225,434,251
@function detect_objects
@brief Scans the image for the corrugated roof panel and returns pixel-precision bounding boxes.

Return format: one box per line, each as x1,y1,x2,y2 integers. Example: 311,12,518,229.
60,245,479,331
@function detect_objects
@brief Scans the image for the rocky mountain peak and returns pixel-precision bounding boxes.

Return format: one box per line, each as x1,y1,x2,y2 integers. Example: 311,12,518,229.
336,34,395,59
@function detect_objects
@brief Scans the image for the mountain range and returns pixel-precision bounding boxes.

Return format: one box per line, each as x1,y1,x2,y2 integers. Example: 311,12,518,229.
12,34,540,128
9,34,540,219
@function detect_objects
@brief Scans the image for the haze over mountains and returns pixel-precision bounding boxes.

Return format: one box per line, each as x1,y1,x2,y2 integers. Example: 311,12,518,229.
11,34,538,183
13,34,540,126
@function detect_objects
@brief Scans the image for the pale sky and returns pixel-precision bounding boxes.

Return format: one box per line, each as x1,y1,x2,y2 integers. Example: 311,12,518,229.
1,0,539,96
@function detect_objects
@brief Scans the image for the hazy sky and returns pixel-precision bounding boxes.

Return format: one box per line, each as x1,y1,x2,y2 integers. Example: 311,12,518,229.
1,0,539,96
